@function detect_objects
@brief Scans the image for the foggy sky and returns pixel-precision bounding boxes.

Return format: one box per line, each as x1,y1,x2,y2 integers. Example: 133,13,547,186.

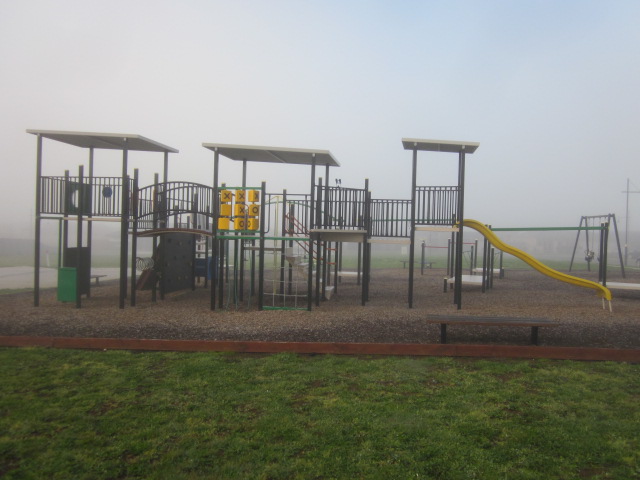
1,0,639,241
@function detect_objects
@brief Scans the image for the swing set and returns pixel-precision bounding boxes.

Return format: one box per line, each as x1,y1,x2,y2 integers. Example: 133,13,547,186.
569,214,625,278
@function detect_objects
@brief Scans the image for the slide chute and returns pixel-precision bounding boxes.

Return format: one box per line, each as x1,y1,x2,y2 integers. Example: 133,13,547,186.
461,219,612,308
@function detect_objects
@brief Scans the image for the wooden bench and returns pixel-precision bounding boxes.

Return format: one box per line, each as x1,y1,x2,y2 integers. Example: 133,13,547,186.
90,274,107,286
426,315,558,345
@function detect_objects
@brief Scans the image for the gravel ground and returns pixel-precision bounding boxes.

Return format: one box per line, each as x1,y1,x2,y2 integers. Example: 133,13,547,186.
1,268,639,348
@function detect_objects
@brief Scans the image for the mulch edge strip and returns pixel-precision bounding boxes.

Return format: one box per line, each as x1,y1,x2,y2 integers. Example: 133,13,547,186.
0,336,639,362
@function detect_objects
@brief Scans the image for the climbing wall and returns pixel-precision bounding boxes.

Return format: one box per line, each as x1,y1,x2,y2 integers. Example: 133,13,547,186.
161,233,194,293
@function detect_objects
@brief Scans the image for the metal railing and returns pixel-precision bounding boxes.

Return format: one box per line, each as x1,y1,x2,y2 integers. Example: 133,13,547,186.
370,199,411,237
415,186,458,225
320,186,367,230
39,176,131,217
137,181,213,222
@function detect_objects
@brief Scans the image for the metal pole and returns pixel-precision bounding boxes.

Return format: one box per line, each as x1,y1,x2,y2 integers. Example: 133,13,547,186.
324,165,330,292
307,154,316,311
408,146,417,308
481,234,488,293
87,147,94,298
357,243,362,285
569,216,584,271
63,170,69,267
280,190,287,297
163,151,168,188
162,151,169,229
315,180,322,306
57,218,62,270
288,202,294,295
258,182,266,310
33,134,43,306
211,149,219,310
152,172,159,302
602,222,609,286
611,214,625,278
119,142,129,309
240,159,247,301
76,164,84,309
455,147,466,309
130,168,139,306
192,194,197,291
625,178,629,266
362,182,370,305
474,239,479,270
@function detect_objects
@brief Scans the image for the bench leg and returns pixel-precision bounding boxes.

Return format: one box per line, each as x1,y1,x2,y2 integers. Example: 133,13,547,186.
531,326,539,345
440,324,447,344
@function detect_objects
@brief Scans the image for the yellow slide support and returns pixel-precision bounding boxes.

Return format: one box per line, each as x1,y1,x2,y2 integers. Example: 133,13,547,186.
461,219,612,310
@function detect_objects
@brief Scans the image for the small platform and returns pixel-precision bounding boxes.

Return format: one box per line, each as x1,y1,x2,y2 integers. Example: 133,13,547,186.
472,268,501,275
309,229,367,243
90,274,107,286
426,315,558,345
602,282,640,291
338,271,359,277
443,275,483,292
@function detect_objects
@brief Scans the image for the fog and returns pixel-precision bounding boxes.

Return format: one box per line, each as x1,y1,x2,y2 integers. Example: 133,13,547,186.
2,1,640,248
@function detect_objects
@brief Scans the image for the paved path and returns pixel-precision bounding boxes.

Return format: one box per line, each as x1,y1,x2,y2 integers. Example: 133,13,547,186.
0,267,121,289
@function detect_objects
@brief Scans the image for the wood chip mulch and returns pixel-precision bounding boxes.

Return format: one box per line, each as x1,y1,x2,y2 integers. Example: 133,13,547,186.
1,268,639,349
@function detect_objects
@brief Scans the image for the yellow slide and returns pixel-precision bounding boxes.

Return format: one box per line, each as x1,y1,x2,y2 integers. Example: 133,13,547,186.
461,219,612,308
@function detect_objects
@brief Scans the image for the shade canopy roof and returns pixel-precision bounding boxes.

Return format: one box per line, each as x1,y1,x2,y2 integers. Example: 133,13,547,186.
202,143,340,167
27,129,179,153
402,138,479,154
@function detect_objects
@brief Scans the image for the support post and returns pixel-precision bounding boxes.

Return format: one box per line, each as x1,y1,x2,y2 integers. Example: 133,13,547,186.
63,170,70,268
211,149,219,310
76,164,84,309
408,146,417,308
240,160,247,301
307,154,316,311
152,172,159,302
258,182,266,310
280,190,287,296
130,169,139,306
315,180,323,306
481,232,488,293
288,202,294,295
569,216,585,271
611,214,625,278
454,147,466,309
191,191,197,291
87,147,94,298
33,134,43,306
119,143,129,309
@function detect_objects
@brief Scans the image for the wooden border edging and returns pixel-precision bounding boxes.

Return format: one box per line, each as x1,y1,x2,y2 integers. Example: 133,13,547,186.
0,336,639,362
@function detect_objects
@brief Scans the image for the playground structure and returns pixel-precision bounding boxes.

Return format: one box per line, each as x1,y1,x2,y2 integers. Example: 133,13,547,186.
30,130,614,312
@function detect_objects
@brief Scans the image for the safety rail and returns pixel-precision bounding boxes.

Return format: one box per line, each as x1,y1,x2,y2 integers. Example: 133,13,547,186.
415,186,458,226
281,194,311,231
321,186,367,230
137,181,213,222
370,199,411,237
39,176,132,217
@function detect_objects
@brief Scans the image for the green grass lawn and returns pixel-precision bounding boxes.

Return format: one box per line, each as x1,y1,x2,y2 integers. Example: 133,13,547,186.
1,348,638,479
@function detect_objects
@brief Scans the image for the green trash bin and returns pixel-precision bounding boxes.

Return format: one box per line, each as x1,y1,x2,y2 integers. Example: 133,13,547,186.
57,267,77,302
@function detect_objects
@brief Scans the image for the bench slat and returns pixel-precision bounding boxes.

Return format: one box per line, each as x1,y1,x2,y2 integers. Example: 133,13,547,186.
426,315,557,327
426,315,558,345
